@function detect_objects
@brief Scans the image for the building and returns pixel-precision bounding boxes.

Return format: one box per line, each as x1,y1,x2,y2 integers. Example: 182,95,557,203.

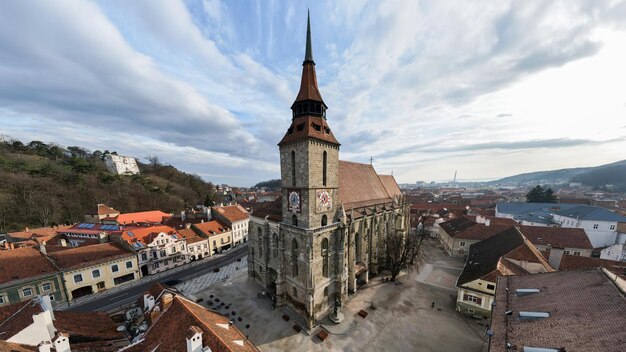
547,249,626,277
488,268,626,352
103,210,172,226
118,225,188,276
0,247,65,307
103,153,140,175
55,222,122,247
46,242,139,301
248,15,409,330
601,242,626,261
210,204,250,246
178,227,210,261
84,204,120,223
456,227,554,318
126,284,258,352
191,220,233,255
0,296,129,351
517,225,593,257
437,216,516,257
5,225,73,250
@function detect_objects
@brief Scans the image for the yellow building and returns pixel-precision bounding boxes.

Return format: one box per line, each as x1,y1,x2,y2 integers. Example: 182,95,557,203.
192,221,233,255
47,242,139,301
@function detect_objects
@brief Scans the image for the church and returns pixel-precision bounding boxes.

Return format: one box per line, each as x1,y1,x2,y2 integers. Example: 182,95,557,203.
248,14,409,329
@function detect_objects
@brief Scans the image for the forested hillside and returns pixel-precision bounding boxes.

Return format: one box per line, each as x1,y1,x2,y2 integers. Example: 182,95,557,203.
0,137,216,232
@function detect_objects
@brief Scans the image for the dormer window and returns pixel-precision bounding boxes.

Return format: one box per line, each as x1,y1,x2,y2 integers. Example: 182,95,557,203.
296,123,305,131
313,124,321,132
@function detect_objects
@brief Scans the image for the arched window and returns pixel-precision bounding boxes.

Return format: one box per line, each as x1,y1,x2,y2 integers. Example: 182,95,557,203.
321,214,328,226
292,238,299,277
291,151,296,186
292,287,297,298
292,214,298,226
272,233,278,258
355,232,362,262
322,151,327,186
258,234,263,259
321,238,329,278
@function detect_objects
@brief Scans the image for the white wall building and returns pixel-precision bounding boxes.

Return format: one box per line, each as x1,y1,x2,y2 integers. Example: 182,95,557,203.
104,154,140,175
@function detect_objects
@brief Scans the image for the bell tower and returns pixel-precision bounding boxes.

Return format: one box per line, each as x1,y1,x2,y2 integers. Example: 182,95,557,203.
278,12,340,229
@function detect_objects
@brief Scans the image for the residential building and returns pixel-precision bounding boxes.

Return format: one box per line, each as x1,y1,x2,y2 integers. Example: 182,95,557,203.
546,249,626,278
46,242,139,301
5,225,73,250
248,15,409,330
601,242,626,261
192,221,233,255
0,296,129,351
437,216,516,257
126,283,258,352
84,203,120,223
517,225,593,257
0,247,65,306
103,210,172,226
55,222,122,247
210,204,250,245
488,269,626,352
118,225,188,276
103,153,140,175
456,227,554,318
179,228,209,261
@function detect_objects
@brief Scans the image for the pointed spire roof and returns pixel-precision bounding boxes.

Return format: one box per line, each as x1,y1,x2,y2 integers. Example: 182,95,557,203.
292,11,325,105
304,10,313,63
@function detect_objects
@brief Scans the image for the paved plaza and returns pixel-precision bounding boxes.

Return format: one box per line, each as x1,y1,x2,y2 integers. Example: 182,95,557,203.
192,238,486,352
175,256,248,295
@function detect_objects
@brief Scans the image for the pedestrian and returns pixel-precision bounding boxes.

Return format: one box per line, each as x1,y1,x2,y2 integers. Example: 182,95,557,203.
431,301,435,308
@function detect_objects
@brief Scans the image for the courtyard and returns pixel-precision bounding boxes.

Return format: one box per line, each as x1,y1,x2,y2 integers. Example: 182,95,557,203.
193,238,487,352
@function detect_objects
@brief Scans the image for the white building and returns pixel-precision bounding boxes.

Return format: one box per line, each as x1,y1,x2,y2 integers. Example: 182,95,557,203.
104,154,140,175
210,204,250,246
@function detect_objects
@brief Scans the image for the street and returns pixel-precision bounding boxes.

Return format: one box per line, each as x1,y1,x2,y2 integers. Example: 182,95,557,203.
67,244,249,312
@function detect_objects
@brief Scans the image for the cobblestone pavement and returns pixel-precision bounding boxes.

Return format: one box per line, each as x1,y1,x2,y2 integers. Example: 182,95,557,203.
175,256,248,295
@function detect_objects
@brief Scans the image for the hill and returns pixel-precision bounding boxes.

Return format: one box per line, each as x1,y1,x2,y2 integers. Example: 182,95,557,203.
0,137,217,232
490,160,626,191
253,179,281,190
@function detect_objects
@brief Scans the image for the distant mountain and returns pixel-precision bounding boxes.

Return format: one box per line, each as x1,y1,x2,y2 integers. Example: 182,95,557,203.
489,160,626,191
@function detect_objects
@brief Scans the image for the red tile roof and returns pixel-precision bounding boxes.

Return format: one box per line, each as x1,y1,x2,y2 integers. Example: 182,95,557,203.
338,161,395,209
0,341,36,352
517,225,593,250
113,211,172,225
0,299,44,338
8,225,73,240
85,204,119,216
0,247,59,285
178,228,206,244
47,242,134,271
120,225,180,247
54,311,127,341
378,175,402,199
278,115,340,146
251,197,282,222
558,254,626,278
213,205,249,223
192,221,230,238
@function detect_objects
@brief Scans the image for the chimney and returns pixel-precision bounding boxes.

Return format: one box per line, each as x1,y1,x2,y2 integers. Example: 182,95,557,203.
60,238,67,247
40,294,55,321
476,215,485,224
181,211,186,221
37,341,53,352
162,292,174,310
207,207,212,220
186,326,204,352
25,227,30,232
143,294,155,311
53,332,71,352
484,218,491,227
548,247,565,270
149,305,162,324
185,223,192,229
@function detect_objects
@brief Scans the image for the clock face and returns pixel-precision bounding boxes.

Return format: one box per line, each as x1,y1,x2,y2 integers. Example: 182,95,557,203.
288,191,301,212
316,189,332,212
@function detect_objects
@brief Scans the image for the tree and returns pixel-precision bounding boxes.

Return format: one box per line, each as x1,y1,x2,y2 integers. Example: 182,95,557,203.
544,188,557,203
526,185,557,203
383,228,424,282
146,155,161,167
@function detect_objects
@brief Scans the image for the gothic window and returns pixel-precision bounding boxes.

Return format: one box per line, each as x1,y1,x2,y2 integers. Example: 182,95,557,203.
324,286,328,297
355,232,362,262
292,238,299,277
292,287,297,298
272,233,278,258
259,236,263,259
292,214,298,226
322,238,329,278
321,214,328,226
322,151,327,186
291,151,296,186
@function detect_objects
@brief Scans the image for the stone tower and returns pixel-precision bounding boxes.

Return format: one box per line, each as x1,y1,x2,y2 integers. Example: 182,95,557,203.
278,12,340,230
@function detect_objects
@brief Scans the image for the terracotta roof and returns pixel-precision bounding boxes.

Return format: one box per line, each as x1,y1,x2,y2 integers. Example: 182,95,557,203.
439,216,514,241
85,204,119,216
0,299,44,338
338,161,395,209
278,115,340,146
0,341,36,352
294,61,323,103
119,225,180,247
47,242,134,271
178,228,206,244
128,296,258,352
558,254,626,278
213,205,249,223
8,225,73,240
517,225,593,250
54,311,127,341
378,174,402,199
0,247,59,285
251,197,283,222
489,269,626,352
192,221,230,238
113,211,172,225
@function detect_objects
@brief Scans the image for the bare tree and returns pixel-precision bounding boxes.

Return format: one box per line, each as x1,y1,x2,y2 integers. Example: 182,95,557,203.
146,155,161,167
383,229,424,282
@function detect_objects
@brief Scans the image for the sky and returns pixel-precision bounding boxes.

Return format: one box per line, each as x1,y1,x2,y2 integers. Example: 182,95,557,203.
1,0,625,186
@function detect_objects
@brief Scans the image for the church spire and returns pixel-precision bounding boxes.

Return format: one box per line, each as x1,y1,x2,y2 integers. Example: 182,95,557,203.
304,10,313,63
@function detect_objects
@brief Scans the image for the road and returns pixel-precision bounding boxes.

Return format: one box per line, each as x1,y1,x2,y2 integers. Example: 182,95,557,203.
68,244,249,312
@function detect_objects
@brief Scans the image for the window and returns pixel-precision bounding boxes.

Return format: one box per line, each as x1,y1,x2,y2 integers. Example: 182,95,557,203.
460,241,466,247
610,225,616,230
593,224,599,229
324,286,329,297
292,287,297,298
41,283,52,292
292,239,299,277
0,296,5,304
321,214,328,227
322,151,327,186
164,260,169,266
111,264,119,273
141,253,148,261
291,151,296,186
126,261,133,269
152,252,158,259
292,214,298,226
74,274,83,283
92,269,101,278
564,250,571,255
213,240,217,246
160,250,166,257
272,233,278,258
221,237,225,244
487,284,495,290
463,294,482,306
322,238,329,278
355,232,362,262
22,288,33,297
573,251,581,256
48,294,55,301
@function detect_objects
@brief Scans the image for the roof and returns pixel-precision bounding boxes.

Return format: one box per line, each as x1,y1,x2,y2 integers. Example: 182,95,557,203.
517,225,593,249
489,269,626,352
378,175,402,199
47,242,134,271
554,204,626,222
0,341,36,352
85,204,119,216
251,197,283,222
338,161,396,209
119,225,180,249
54,310,127,341
59,223,122,235
0,299,44,338
8,225,73,241
128,296,258,352
457,228,550,286
439,216,514,241
178,228,206,244
213,205,249,223
192,221,230,238
558,254,626,279
113,211,172,225
0,247,59,285
278,115,340,146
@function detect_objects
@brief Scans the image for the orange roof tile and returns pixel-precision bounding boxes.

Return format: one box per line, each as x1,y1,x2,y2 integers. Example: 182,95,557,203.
120,225,180,246
0,247,59,285
114,211,172,225
213,205,249,223
338,161,394,209
47,242,134,271
192,221,229,238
